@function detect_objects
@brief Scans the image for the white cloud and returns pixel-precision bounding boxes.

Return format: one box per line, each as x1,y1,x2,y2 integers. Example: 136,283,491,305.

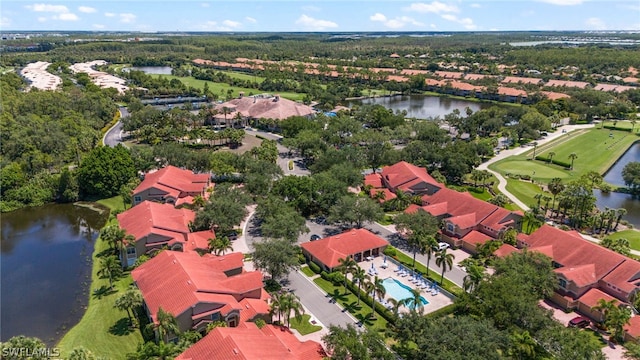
585,17,606,30
371,13,423,29
470,3,481,8
78,6,96,13
25,3,69,13
201,3,210,7
404,1,459,14
441,14,476,29
37,16,47,22
93,23,105,29
370,13,387,22
295,14,338,30
223,20,241,28
245,16,257,23
0,16,11,27
537,0,583,5
104,12,115,17
302,5,321,12
119,13,136,23
54,13,79,21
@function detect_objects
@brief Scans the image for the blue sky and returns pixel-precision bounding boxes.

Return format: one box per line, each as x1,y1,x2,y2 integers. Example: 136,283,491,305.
2,1,639,32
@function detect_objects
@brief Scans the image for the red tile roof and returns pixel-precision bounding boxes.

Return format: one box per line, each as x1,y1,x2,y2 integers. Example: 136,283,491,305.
132,251,263,323
497,87,528,97
300,229,388,269
594,83,635,93
546,79,590,89
176,323,325,360
221,95,314,120
501,76,543,85
380,161,443,193
494,244,519,258
625,316,640,338
401,69,430,76
541,91,571,100
555,264,597,287
435,71,464,79
602,259,640,295
448,81,483,92
577,287,619,309
364,173,383,188
461,230,493,246
369,188,396,203
133,165,210,199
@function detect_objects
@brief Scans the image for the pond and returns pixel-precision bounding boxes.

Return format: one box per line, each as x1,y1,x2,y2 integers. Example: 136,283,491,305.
348,94,491,120
1,203,109,345
128,66,173,75
595,142,640,227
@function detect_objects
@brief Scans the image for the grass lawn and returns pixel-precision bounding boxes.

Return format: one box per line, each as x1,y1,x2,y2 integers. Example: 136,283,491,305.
313,277,388,331
149,74,305,101
289,314,323,335
378,214,396,226
217,70,265,83
300,265,316,277
505,179,552,210
490,128,639,184
57,196,142,359
601,120,639,131
605,229,640,252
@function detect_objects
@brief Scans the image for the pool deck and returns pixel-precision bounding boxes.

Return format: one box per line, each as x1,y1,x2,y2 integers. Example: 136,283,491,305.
357,256,453,314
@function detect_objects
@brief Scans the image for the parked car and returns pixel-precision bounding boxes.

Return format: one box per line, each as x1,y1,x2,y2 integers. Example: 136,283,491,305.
314,216,327,225
310,234,322,241
226,231,238,241
438,242,450,250
568,316,590,328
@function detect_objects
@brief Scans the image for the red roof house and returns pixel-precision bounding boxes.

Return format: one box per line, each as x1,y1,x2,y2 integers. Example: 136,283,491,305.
217,94,315,123
132,251,269,338
176,322,325,360
117,201,213,266
379,161,443,195
133,165,212,207
300,228,389,271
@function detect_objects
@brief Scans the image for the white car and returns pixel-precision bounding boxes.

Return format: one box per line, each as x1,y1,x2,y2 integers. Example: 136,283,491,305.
437,242,450,250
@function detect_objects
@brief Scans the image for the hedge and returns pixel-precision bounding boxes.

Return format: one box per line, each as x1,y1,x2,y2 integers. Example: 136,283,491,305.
603,125,632,132
308,261,322,274
344,276,396,325
534,156,571,168
383,246,397,257
424,303,457,319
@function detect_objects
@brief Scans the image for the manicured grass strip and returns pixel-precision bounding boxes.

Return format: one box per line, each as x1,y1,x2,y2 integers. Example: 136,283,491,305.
392,250,462,296
605,229,640,252
289,314,322,335
313,278,388,330
57,196,141,359
300,265,315,277
149,74,305,101
505,179,552,209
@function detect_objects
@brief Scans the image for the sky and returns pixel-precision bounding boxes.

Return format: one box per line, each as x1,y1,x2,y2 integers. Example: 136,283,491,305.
1,0,639,33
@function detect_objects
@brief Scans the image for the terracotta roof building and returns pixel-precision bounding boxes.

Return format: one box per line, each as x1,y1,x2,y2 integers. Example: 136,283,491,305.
377,161,444,196
301,228,389,271
117,201,212,266
132,165,212,207
545,79,590,89
216,94,315,124
176,322,325,360
501,76,543,85
132,251,270,339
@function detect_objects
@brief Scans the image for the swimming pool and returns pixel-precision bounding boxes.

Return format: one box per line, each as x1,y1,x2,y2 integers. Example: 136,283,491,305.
382,278,428,305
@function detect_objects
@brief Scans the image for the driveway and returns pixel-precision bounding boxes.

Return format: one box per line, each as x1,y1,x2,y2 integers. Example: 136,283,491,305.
103,107,128,147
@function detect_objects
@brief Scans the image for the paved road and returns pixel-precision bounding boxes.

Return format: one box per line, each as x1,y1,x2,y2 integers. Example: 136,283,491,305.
287,271,358,329
244,128,310,176
103,107,129,147
477,123,596,211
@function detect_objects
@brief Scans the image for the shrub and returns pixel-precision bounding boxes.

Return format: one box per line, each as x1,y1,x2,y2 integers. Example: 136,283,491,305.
254,318,266,329
327,271,345,286
535,156,571,168
297,254,306,265
308,261,322,274
425,303,456,319
383,246,397,257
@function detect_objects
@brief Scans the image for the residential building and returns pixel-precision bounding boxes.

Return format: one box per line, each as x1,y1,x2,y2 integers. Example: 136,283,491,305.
132,251,270,339
301,228,389,271
364,161,444,202
214,94,314,126
132,165,212,207
176,322,325,360
117,201,212,266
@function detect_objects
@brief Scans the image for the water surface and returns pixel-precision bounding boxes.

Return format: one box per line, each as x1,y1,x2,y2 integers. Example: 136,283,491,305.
349,95,490,120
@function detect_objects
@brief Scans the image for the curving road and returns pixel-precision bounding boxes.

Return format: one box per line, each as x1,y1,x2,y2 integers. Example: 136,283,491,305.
103,107,128,147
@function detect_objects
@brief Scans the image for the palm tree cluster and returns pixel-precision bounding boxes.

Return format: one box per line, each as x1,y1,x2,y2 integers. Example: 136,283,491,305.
592,299,632,343
269,291,304,327
207,236,234,255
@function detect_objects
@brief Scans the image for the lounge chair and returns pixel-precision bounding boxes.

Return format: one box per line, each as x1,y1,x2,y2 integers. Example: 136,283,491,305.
431,288,439,296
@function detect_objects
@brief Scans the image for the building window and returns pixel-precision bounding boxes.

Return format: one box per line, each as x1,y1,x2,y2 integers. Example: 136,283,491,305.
558,279,567,288
447,223,454,232
126,247,136,258
134,196,142,203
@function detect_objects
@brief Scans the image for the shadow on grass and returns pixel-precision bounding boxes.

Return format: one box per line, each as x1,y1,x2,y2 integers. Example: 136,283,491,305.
328,289,348,303
109,317,134,336
342,301,363,313
355,312,376,327
92,285,116,299
96,248,118,258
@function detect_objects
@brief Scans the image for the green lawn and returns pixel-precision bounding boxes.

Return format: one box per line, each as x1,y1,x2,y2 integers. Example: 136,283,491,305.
601,120,639,131
605,229,640,252
505,179,553,209
300,265,316,277
217,70,265,83
149,74,305,101
289,314,322,335
313,277,388,331
57,196,142,359
490,128,639,184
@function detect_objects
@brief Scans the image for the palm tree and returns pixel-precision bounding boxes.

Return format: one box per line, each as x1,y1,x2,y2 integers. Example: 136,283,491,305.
100,224,126,252
282,292,305,328
607,306,631,343
435,248,454,285
192,195,206,208
423,238,438,277
269,292,285,324
155,307,180,343
402,288,424,312
568,152,578,170
115,289,143,324
632,120,637,133
365,276,385,319
614,208,627,230
592,298,617,323
215,236,234,255
351,267,368,305
337,257,357,295
509,330,536,360
462,263,485,292
531,141,538,160
98,255,121,290
548,178,565,215
547,151,556,164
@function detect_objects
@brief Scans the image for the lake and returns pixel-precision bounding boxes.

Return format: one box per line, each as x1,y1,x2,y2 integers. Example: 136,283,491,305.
129,66,173,75
595,142,640,227
1,203,109,345
348,95,490,120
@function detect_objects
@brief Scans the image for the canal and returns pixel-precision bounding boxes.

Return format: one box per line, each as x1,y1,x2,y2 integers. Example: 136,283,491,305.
1,203,109,345
596,142,640,227
348,94,491,120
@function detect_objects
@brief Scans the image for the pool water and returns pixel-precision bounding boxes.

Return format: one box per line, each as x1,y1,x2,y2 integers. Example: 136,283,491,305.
382,278,428,305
